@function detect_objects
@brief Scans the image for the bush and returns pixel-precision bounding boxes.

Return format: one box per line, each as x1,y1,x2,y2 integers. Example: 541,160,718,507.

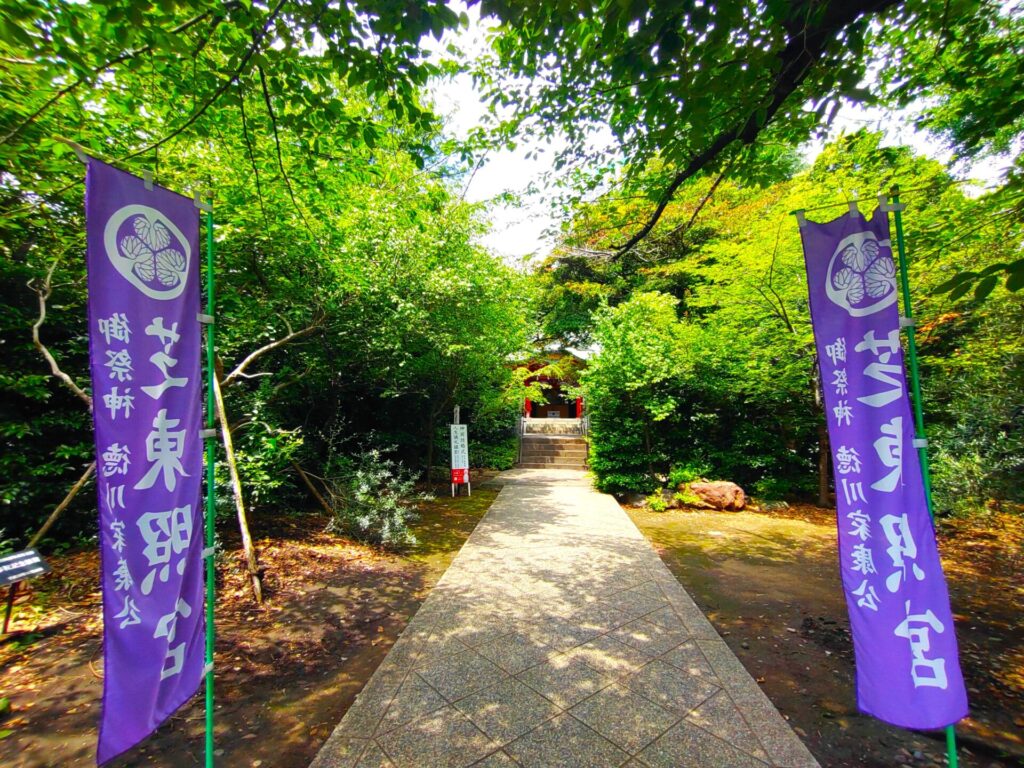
930,392,1024,516
471,436,519,471
668,462,709,487
751,475,793,502
674,486,703,506
646,492,668,512
325,447,430,550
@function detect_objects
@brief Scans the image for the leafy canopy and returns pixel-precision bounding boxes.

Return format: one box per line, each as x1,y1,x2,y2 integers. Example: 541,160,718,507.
479,0,1024,253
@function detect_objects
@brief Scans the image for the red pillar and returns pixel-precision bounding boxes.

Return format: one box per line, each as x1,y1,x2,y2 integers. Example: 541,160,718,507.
525,398,532,417
576,397,583,418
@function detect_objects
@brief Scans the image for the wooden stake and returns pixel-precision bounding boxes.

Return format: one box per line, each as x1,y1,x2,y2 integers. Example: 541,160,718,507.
212,372,262,603
26,461,97,550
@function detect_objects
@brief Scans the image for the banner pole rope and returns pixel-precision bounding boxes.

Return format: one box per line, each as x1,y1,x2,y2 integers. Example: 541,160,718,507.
888,184,959,768
202,197,217,768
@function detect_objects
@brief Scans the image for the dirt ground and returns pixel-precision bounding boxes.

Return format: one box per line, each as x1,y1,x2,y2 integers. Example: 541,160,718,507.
626,502,1024,768
3,482,1021,768
0,484,497,768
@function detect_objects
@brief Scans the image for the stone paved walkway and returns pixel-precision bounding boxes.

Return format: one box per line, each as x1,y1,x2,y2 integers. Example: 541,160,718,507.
311,469,820,768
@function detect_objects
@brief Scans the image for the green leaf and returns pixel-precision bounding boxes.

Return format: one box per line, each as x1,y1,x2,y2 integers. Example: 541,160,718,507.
978,262,1009,277
973,275,999,300
947,281,974,302
932,271,975,294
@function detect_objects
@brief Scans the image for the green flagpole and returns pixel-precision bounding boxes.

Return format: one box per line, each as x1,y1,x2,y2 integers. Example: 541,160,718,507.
888,185,958,768
201,197,217,768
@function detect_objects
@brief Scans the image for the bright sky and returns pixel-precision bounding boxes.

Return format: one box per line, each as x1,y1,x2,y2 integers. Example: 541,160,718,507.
426,8,1013,263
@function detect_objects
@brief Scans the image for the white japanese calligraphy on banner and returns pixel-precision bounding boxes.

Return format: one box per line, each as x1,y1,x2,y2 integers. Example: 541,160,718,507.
800,206,967,730
86,159,205,764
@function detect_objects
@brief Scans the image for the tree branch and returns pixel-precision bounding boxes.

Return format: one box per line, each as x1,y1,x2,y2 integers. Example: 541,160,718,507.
611,0,900,256
655,157,736,245
237,80,269,224
26,461,96,549
256,64,317,241
222,320,322,388
0,9,221,147
30,260,92,408
119,0,288,163
763,219,795,334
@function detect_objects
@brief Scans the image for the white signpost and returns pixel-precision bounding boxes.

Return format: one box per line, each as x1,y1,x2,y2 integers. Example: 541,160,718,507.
450,407,470,497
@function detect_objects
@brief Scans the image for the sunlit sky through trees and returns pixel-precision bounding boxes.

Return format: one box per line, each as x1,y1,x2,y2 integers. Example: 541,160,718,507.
428,2,1014,262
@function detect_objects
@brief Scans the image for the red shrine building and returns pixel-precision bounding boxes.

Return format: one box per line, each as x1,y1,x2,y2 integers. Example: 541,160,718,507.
522,349,586,419
517,349,590,469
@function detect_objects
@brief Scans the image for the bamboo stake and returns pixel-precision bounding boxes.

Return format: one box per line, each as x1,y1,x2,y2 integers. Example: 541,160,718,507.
27,461,96,549
212,372,262,604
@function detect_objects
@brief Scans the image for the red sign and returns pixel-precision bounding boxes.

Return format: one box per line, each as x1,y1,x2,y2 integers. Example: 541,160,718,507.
451,468,467,484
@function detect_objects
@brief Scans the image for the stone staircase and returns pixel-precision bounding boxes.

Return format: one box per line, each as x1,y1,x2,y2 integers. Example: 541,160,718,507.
517,418,588,469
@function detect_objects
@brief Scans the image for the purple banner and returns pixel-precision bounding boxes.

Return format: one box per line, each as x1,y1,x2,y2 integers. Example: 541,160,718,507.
85,160,205,763
800,206,967,729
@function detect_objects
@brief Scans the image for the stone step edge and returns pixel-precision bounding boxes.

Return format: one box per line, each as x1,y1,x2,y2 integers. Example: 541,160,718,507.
516,463,588,469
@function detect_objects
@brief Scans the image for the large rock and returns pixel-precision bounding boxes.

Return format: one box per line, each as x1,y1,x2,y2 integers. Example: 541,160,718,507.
686,481,746,511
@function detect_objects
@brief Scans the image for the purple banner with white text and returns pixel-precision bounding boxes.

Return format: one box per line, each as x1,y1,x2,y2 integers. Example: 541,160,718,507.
799,206,967,730
86,159,205,764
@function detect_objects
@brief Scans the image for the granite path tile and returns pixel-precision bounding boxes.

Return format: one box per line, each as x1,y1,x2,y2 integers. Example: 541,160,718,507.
311,469,819,768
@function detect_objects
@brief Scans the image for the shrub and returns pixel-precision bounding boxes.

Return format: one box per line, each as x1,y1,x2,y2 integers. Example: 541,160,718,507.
646,492,668,512
325,447,430,550
668,462,710,488
752,475,792,502
674,487,703,507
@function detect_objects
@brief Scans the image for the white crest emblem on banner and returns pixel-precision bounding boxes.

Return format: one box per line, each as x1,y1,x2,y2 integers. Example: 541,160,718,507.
826,231,898,317
104,205,191,300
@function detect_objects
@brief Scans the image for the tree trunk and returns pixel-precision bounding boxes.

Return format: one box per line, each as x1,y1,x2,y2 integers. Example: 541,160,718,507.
812,361,831,507
816,421,831,507
212,372,263,603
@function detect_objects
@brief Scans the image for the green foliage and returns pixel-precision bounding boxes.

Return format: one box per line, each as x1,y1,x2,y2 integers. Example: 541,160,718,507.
233,423,304,513
325,447,429,550
751,476,796,503
479,0,1020,249
674,487,703,507
668,463,709,488
645,492,668,513
463,401,520,471
0,2,533,547
558,131,1023,514
582,292,688,493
